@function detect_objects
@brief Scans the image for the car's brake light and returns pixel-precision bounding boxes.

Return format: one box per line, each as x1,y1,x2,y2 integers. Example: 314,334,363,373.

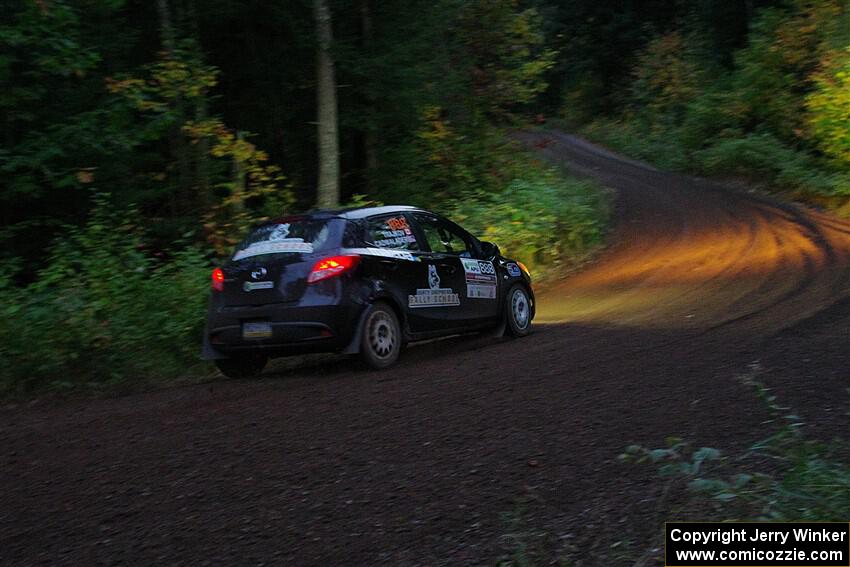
211,267,225,291
307,255,360,283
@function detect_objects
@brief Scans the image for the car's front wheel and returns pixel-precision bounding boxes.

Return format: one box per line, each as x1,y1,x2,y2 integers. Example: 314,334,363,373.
505,284,532,337
215,353,268,378
360,302,402,369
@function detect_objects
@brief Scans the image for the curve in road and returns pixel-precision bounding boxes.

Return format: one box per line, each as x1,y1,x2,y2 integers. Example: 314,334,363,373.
523,130,850,338
3,131,850,566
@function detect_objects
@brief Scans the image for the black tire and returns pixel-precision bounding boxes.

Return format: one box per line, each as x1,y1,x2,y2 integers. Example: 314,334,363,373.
215,353,268,378
505,284,532,337
360,302,402,369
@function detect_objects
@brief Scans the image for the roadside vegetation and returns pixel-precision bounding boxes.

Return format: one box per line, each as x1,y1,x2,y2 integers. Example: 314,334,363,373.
557,0,850,212
0,1,608,396
622,369,850,523
495,369,850,566
6,0,847,398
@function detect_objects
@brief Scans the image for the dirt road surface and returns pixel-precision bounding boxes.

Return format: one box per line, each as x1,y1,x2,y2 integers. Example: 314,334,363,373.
3,131,850,565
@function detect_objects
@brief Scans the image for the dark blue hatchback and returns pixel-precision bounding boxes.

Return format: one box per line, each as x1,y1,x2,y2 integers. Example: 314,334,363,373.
203,205,534,377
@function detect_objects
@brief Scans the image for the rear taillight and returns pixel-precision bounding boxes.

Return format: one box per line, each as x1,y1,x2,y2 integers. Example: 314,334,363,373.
307,255,360,283
211,267,225,291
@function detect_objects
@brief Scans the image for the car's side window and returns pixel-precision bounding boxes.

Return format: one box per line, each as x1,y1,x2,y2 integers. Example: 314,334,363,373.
366,215,419,251
413,214,474,257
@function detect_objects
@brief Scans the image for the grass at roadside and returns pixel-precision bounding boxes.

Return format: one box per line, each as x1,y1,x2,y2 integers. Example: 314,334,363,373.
577,118,850,215
494,364,850,566
447,161,610,281
622,367,850,523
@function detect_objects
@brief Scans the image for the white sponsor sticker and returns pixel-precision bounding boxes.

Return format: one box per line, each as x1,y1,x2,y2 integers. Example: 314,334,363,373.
467,284,497,299
243,281,274,292
268,223,291,241
233,239,313,261
461,259,497,298
408,288,460,308
408,264,460,307
341,247,417,261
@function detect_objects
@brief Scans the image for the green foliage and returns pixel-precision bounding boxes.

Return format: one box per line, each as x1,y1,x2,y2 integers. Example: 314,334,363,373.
0,0,600,396
806,48,850,169
385,89,611,271
581,118,691,171
496,497,549,567
622,371,850,521
182,119,293,255
575,0,850,211
106,43,218,142
386,107,609,275
631,32,702,125
695,133,808,179
107,44,295,229
454,0,556,121
0,0,126,258
447,169,608,274
0,195,210,395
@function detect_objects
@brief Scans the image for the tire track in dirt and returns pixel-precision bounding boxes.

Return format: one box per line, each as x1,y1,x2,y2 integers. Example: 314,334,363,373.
521,130,850,339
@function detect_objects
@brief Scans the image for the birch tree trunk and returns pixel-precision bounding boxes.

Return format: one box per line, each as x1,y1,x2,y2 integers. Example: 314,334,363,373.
314,0,340,208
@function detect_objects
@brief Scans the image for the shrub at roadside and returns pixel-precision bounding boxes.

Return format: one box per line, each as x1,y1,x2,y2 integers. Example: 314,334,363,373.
0,196,210,395
447,173,608,276
388,110,610,276
622,371,850,521
574,1,850,211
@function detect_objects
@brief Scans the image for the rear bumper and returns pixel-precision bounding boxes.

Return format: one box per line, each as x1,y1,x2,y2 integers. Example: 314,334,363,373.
203,302,362,360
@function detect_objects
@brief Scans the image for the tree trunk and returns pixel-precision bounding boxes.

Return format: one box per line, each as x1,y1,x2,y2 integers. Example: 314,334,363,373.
360,0,378,192
314,0,340,208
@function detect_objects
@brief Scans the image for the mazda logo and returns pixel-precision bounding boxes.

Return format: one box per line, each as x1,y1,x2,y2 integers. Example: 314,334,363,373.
250,267,268,280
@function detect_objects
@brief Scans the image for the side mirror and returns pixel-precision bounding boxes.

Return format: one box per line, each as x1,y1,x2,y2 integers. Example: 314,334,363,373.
479,240,500,259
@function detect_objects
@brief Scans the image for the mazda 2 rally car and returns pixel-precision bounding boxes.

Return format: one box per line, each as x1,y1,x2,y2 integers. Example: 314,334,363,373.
203,205,534,377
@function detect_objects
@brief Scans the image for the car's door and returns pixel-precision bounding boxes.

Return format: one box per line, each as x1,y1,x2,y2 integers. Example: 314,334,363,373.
360,213,433,333
409,213,499,331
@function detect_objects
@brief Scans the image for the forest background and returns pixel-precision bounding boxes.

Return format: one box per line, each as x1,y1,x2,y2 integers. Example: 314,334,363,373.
1,0,847,393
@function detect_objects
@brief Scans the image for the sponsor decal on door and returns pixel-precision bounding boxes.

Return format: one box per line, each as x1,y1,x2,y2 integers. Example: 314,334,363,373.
461,259,497,299
408,265,460,308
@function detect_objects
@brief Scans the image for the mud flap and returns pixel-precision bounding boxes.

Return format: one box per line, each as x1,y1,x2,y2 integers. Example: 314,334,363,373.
201,326,227,360
491,315,508,338
343,304,374,355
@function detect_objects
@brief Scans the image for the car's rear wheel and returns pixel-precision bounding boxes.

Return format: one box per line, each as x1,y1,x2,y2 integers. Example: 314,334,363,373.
360,302,402,369
215,353,268,378
505,284,532,337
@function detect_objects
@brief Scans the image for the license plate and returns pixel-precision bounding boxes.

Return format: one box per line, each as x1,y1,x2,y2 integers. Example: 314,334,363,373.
242,321,273,340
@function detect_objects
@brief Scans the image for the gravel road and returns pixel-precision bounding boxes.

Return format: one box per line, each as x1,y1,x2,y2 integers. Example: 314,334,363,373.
3,131,850,565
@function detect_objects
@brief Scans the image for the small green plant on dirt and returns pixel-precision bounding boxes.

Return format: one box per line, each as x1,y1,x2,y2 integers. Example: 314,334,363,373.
496,497,554,567
621,364,850,521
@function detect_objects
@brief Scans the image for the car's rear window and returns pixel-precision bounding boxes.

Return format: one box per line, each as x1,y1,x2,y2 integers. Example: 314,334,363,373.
233,219,332,261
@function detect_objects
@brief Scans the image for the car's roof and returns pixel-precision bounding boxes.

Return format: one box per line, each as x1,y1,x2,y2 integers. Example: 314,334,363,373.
336,205,425,220
271,205,429,223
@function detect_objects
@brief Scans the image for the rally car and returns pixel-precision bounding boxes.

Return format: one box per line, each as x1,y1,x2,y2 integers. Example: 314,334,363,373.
202,205,534,377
